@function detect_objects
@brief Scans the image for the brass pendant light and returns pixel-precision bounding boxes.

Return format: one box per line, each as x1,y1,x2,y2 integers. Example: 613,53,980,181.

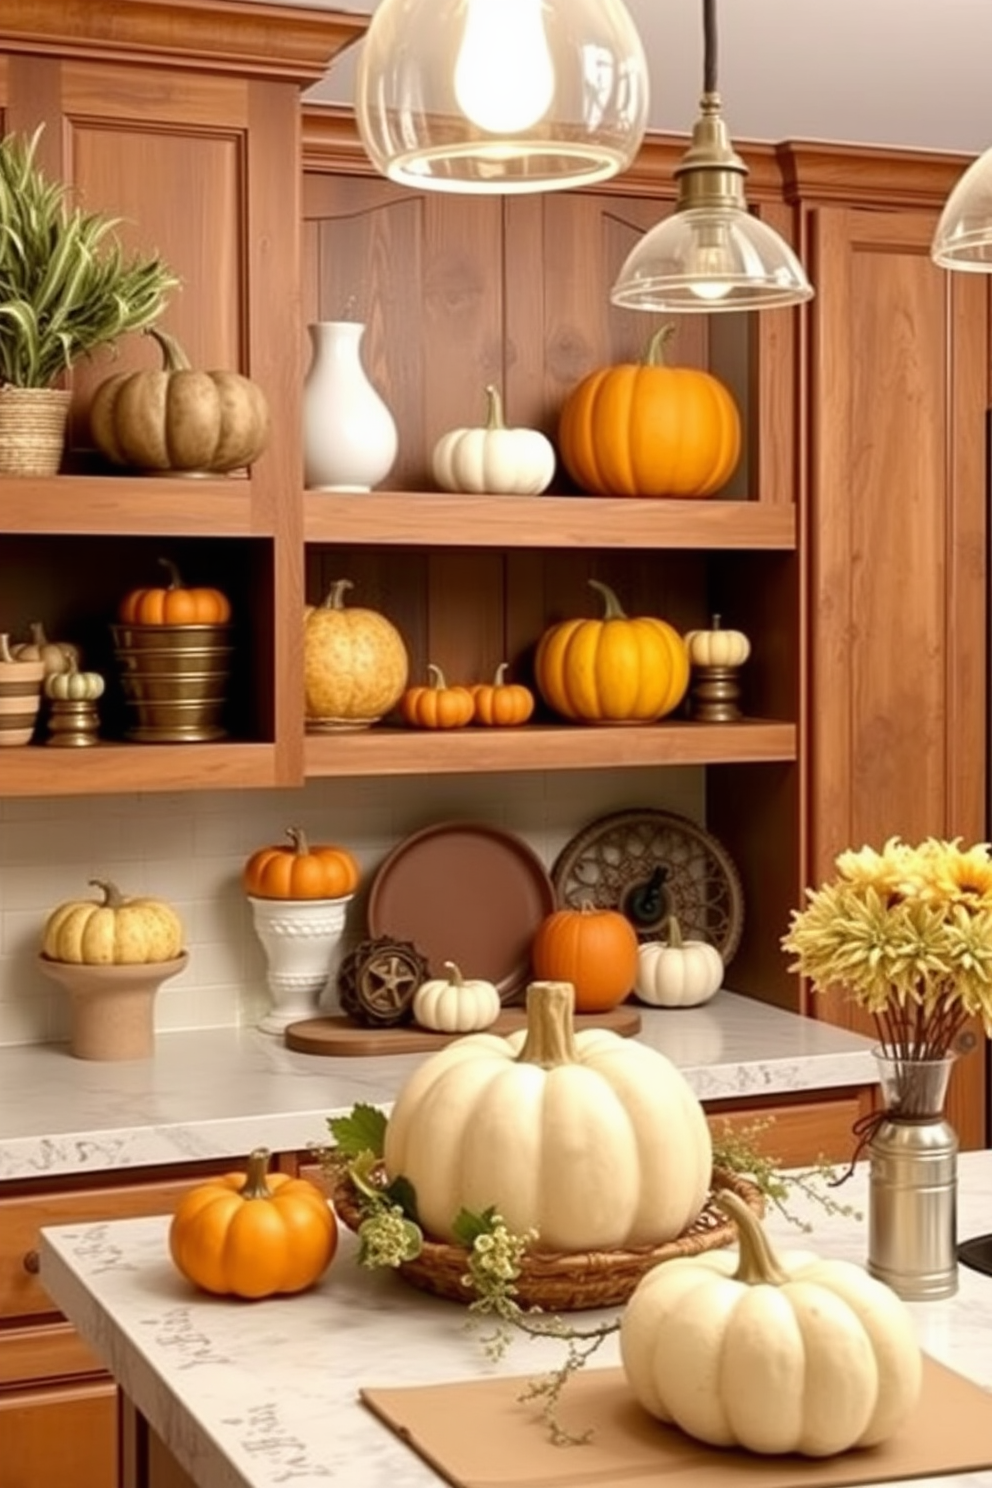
354,0,650,195
611,0,814,312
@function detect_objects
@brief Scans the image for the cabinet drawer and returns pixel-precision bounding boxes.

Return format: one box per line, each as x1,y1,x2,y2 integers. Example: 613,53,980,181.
706,1088,875,1167
0,1319,103,1389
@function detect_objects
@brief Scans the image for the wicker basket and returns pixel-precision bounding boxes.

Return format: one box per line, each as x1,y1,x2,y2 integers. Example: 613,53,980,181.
330,1165,765,1312
0,386,72,477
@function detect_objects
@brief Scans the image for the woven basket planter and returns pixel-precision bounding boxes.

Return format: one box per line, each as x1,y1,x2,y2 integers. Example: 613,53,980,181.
330,1163,765,1312
0,386,72,477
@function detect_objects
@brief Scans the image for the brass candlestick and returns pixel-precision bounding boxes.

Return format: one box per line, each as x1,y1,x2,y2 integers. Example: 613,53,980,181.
688,663,745,722
45,697,102,747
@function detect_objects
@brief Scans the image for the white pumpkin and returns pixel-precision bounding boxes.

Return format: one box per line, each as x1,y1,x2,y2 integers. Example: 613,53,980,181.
685,614,751,668
383,980,713,1252
620,1190,923,1458
431,385,556,496
412,960,501,1033
635,916,723,1008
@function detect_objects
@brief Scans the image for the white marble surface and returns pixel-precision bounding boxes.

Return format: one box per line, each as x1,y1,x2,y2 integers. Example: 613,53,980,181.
40,1152,992,1488
0,991,877,1181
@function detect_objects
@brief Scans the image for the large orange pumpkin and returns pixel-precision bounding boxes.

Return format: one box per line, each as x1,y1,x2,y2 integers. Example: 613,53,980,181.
118,557,231,626
532,904,639,1012
534,579,689,723
243,826,360,900
558,326,741,499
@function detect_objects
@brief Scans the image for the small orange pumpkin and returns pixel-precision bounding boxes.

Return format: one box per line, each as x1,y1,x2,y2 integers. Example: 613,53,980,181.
168,1147,338,1298
118,557,231,626
558,325,741,499
471,662,535,727
243,826,360,900
531,903,640,1012
400,663,475,729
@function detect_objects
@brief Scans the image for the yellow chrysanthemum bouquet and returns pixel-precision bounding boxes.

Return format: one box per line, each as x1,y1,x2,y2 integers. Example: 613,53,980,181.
782,836,992,1064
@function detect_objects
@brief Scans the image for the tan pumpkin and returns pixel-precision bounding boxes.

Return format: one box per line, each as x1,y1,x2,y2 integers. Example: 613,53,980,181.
400,664,475,729
89,327,271,475
411,961,502,1033
558,325,742,499
304,578,409,728
685,613,752,668
531,902,639,1012
383,979,713,1251
12,621,80,676
534,579,689,723
243,826,360,900
41,879,185,965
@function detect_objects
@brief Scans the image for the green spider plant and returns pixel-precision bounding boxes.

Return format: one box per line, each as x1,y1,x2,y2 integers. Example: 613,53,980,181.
0,127,179,389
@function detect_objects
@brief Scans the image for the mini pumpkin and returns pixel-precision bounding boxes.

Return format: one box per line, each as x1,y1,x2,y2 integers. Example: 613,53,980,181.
635,915,724,1008
431,385,556,496
558,325,742,499
168,1146,337,1298
534,579,689,724
118,557,232,626
89,326,271,475
384,979,713,1251
12,621,80,676
304,578,409,728
685,613,752,669
531,902,639,1012
400,663,475,729
44,660,106,703
243,826,359,900
41,879,185,965
471,662,535,727
412,960,502,1033
620,1189,923,1457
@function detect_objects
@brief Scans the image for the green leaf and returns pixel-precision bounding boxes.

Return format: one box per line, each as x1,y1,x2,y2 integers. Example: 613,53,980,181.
383,1174,420,1224
327,1102,388,1158
452,1205,500,1247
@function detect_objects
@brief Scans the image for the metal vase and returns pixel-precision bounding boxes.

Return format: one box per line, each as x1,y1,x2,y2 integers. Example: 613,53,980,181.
867,1049,959,1300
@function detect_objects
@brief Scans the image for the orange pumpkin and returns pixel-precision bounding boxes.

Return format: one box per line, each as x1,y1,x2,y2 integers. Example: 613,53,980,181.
532,903,639,1012
534,579,689,723
243,826,360,900
400,663,475,729
118,557,231,626
168,1147,337,1298
471,662,535,727
558,325,741,499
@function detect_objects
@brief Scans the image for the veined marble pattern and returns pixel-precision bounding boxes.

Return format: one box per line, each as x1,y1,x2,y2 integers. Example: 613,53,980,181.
0,992,877,1181
40,1152,992,1488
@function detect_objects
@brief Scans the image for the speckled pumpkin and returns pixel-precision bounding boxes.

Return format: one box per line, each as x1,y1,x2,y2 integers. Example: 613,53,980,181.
41,879,185,965
304,578,409,728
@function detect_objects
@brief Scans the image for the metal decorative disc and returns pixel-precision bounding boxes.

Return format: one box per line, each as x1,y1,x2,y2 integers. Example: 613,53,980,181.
551,809,744,965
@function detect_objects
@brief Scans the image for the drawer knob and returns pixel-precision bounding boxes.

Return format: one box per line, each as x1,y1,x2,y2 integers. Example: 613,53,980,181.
22,1249,40,1274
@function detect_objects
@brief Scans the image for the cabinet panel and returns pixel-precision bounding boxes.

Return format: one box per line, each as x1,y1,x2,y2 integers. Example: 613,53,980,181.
0,1380,116,1488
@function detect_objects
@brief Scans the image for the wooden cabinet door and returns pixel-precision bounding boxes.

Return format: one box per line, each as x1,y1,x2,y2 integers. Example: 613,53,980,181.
806,206,988,1143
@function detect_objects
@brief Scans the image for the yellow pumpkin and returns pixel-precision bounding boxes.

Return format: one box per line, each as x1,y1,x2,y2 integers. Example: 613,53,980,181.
534,579,689,723
558,326,741,499
89,327,271,475
41,879,185,965
168,1147,338,1298
304,578,409,728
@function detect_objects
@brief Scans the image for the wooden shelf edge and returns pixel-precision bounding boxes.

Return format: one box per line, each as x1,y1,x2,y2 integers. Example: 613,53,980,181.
304,720,798,778
0,477,264,537
0,742,281,796
303,492,797,551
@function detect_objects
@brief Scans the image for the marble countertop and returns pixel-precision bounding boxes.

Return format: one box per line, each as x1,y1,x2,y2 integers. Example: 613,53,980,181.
0,990,878,1182
39,1151,992,1488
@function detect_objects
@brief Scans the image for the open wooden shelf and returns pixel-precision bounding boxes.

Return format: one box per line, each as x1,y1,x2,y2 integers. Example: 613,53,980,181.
304,718,797,778
0,477,260,537
0,742,281,797
303,492,797,551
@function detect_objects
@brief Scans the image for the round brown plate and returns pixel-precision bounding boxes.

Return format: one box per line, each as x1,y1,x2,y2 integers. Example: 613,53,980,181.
367,821,556,1004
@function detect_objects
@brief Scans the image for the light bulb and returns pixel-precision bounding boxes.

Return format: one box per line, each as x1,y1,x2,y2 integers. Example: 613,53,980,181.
453,0,555,136
686,231,735,302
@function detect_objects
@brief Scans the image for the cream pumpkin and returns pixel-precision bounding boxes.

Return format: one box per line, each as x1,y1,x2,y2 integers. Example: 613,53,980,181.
431,385,555,496
304,578,409,727
635,916,724,1008
620,1190,923,1457
384,980,712,1252
41,879,185,965
411,961,501,1033
685,613,751,669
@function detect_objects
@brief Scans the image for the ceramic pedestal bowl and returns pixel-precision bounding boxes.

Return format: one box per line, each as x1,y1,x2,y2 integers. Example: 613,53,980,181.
37,952,189,1060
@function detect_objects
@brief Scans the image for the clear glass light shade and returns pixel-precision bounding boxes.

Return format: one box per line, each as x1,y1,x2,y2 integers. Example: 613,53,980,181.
611,205,815,312
932,147,992,270
354,0,650,194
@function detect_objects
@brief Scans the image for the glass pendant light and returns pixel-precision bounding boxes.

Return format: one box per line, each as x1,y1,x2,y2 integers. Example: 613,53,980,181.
354,0,650,195
932,147,992,270
610,0,813,312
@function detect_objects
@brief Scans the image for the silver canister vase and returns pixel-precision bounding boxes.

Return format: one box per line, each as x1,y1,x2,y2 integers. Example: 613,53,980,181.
866,1047,958,1301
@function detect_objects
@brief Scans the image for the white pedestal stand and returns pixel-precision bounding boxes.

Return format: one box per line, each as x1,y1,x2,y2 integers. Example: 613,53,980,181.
248,895,352,1035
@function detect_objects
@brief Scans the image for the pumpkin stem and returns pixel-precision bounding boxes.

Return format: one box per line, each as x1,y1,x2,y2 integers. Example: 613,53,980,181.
663,914,684,949
643,323,677,367
711,614,723,629
587,578,627,620
492,661,509,686
516,981,579,1068
0,633,14,663
88,879,124,909
716,1189,790,1287
145,325,193,374
483,384,507,432
426,662,448,689
240,1147,275,1201
29,621,49,646
286,825,311,857
443,960,464,986
323,578,354,611
157,556,184,591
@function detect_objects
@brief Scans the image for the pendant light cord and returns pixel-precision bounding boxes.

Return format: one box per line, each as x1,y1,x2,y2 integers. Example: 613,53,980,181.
703,0,718,97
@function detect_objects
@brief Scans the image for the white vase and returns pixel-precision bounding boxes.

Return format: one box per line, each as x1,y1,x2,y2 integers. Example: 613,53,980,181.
248,895,352,1035
303,321,398,492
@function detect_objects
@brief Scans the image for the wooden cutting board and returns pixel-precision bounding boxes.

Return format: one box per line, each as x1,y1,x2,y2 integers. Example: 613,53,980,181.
284,1006,642,1056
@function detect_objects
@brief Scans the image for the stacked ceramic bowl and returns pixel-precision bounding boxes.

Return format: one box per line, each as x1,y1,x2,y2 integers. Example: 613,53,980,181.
111,623,233,742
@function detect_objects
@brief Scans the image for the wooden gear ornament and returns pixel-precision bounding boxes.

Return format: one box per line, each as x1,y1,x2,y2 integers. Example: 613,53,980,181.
336,936,430,1027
